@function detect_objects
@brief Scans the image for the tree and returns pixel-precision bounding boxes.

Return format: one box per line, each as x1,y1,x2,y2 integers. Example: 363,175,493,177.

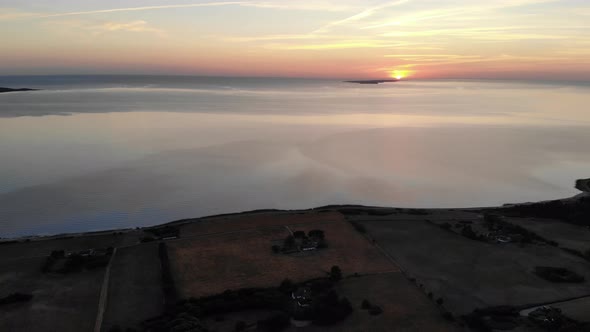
293,231,306,239
330,265,342,281
308,229,325,240
436,298,444,305
271,245,280,253
368,305,383,316
283,235,295,248
279,279,294,293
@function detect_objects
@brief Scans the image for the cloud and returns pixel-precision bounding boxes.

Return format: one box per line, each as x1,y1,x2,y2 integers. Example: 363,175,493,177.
312,0,410,33
89,20,167,37
0,1,356,21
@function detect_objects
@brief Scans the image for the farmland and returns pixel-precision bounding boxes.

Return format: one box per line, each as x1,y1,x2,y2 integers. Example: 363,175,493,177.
102,242,164,332
1,191,589,331
355,215,590,315
168,214,395,298
0,256,104,332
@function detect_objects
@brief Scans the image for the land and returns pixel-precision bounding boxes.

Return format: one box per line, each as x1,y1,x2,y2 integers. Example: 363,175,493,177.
0,87,39,93
0,181,589,331
343,79,399,84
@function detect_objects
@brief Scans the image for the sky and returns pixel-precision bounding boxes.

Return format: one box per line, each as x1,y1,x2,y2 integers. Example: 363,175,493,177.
1,0,589,79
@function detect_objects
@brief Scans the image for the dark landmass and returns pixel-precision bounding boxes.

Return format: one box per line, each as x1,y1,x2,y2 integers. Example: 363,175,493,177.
576,178,590,193
344,79,399,84
0,87,39,93
1,179,590,331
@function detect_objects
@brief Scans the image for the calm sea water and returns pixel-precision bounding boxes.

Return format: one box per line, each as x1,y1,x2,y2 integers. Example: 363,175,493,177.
1,76,590,237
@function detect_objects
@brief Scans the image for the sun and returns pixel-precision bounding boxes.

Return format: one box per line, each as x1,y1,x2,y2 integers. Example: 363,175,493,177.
389,69,412,80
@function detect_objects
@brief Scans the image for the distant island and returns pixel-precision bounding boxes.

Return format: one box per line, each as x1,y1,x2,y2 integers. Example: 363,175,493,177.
344,79,399,84
0,87,39,93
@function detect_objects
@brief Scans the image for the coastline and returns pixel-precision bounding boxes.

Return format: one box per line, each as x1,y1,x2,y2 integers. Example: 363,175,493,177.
2,178,588,243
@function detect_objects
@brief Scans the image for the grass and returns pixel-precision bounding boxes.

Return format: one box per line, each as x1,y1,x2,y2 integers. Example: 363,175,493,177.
169,214,395,299
359,217,590,315
0,256,104,332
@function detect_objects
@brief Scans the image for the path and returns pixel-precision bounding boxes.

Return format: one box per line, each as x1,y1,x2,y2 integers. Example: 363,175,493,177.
94,247,118,332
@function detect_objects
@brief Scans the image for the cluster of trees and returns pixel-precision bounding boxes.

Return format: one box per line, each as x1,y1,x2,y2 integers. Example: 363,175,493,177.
483,214,557,245
145,225,179,239
361,299,382,316
273,229,327,253
142,267,352,332
534,266,585,283
462,306,520,332
41,248,113,274
498,196,590,226
308,290,353,326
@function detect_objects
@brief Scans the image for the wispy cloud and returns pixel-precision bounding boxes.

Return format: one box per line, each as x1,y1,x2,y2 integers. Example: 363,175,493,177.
89,20,167,37
312,0,410,33
0,1,355,21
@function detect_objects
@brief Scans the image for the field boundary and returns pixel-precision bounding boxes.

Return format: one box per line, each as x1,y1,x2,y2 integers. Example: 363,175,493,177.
94,247,117,332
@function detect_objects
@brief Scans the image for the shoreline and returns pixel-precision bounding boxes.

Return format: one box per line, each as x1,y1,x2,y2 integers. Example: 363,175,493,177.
2,178,588,243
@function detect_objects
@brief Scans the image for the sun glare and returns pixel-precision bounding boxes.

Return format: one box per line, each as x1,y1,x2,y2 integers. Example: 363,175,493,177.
389,69,412,80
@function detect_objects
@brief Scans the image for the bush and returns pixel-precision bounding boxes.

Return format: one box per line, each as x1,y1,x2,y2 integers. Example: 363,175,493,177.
361,299,371,309
368,305,383,316
283,235,295,248
0,292,33,306
312,293,353,326
330,266,342,281
279,279,294,293
293,231,306,239
140,236,156,243
308,230,325,240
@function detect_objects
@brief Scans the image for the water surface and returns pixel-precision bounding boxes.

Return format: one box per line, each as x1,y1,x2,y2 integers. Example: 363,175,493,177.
1,76,589,237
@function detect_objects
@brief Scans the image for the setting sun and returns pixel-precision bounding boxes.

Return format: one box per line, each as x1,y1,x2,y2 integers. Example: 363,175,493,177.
390,70,412,80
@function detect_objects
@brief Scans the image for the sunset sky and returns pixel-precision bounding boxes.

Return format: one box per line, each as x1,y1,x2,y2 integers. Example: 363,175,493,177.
1,0,589,79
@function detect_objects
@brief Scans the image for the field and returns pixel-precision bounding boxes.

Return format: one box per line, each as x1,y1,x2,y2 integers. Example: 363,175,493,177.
356,216,590,315
312,273,459,332
203,273,459,332
168,213,396,298
0,256,104,332
551,297,590,322
101,242,164,332
504,216,590,252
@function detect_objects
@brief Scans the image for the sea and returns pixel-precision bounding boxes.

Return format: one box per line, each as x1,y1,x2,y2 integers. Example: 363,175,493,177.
1,75,590,237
